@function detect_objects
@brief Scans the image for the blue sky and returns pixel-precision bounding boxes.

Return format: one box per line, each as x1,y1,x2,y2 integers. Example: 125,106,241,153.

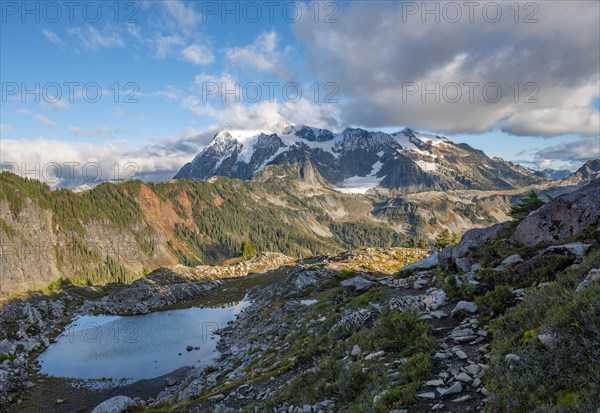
1,1,598,185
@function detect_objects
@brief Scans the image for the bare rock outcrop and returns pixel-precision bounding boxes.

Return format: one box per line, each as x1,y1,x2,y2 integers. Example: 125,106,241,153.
438,222,512,272
513,179,600,246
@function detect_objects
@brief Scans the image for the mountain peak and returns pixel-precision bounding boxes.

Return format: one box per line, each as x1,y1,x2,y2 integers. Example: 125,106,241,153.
175,124,544,193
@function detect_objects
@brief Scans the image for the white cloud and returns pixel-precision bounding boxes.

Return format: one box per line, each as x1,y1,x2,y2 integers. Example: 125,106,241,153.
153,85,184,101
125,23,144,43
225,31,291,79
41,29,64,46
181,89,342,132
181,44,214,65
500,82,600,137
40,99,70,111
534,138,600,164
16,108,30,115
33,115,57,127
294,1,600,137
68,126,122,138
0,129,216,187
161,0,199,29
153,34,184,58
68,27,124,50
172,71,343,131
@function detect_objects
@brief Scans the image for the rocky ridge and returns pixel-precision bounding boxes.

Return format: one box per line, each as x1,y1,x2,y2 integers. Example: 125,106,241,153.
175,124,545,194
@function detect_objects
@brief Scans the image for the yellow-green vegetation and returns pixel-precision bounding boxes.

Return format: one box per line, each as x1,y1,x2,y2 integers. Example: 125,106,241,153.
483,251,600,412
436,216,600,412
263,308,434,412
248,278,435,413
434,228,461,250
432,217,600,411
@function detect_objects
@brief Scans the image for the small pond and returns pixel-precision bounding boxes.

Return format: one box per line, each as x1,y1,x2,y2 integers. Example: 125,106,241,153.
37,300,250,381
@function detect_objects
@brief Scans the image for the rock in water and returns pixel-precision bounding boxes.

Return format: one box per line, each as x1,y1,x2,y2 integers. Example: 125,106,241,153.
341,276,374,295
90,396,136,413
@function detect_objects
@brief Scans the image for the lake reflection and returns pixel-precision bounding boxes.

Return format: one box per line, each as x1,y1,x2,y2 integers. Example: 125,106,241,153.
38,300,249,380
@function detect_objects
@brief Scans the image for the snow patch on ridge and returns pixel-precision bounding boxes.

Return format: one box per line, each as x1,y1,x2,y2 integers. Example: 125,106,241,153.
332,161,384,194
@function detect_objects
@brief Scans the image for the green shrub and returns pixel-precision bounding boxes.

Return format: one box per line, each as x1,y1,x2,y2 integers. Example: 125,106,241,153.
360,310,435,356
348,287,384,308
443,275,478,301
476,285,515,320
480,253,576,289
0,353,16,362
378,384,417,410
484,281,600,412
509,190,545,220
434,229,460,250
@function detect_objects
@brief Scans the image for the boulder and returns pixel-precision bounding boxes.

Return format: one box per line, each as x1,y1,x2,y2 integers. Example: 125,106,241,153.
442,382,463,395
513,179,600,246
575,268,600,293
439,222,512,272
91,396,136,413
504,354,521,363
451,328,476,342
397,253,439,272
178,379,204,402
543,243,592,258
421,288,448,311
537,332,561,348
341,276,374,295
452,301,478,314
501,254,523,265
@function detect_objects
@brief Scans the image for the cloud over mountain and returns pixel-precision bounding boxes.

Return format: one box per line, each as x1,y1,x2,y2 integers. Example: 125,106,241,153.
294,1,600,137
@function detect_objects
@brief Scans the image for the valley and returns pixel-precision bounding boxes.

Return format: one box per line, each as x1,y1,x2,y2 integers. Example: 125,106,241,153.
1,147,597,297
1,180,599,412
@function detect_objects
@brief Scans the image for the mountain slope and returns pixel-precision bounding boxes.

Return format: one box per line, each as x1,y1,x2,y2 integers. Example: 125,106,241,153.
561,159,600,185
541,168,572,180
0,172,417,296
174,125,545,194
4,180,598,412
0,162,588,297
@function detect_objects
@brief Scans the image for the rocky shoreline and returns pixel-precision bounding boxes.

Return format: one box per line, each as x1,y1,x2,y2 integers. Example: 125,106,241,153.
1,176,599,413
0,252,293,411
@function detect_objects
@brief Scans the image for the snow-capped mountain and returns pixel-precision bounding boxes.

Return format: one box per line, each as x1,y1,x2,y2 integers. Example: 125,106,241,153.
174,124,545,194
541,168,572,180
